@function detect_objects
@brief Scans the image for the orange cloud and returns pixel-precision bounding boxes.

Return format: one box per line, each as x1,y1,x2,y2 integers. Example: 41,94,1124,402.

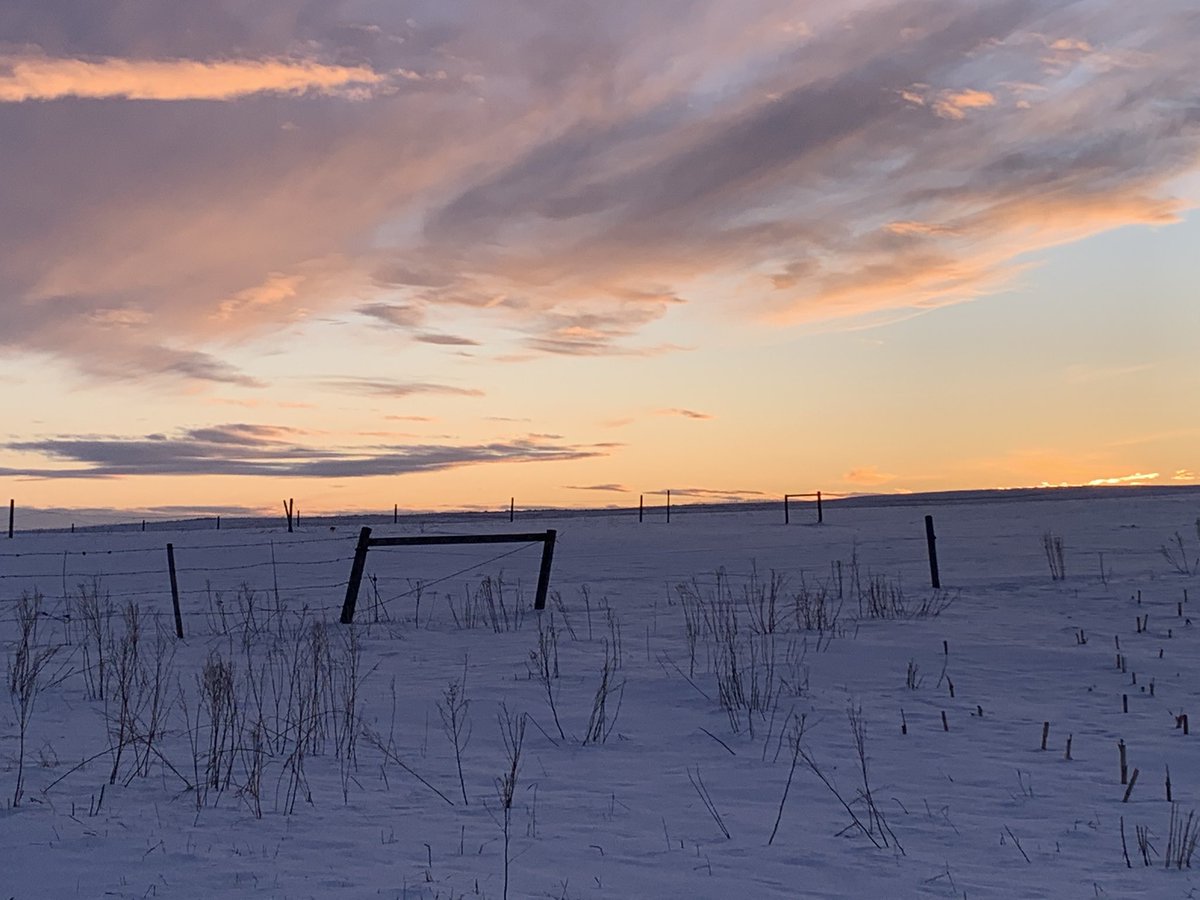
213,273,305,322
884,220,952,237
0,54,384,102
844,466,896,486
933,88,998,120
1049,38,1094,53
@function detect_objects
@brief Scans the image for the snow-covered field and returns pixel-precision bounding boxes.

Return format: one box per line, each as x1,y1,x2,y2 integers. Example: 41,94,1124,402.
3,489,1200,899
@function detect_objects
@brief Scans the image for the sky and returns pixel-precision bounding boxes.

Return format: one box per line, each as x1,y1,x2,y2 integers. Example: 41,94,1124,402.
1,0,1198,519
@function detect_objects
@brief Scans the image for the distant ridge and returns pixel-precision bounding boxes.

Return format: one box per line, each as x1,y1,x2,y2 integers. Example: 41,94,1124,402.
12,483,1198,534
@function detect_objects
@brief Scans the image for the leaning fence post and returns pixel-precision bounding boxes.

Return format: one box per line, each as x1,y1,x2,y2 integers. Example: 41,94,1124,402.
925,514,941,589
166,543,184,639
340,527,373,624
534,529,557,610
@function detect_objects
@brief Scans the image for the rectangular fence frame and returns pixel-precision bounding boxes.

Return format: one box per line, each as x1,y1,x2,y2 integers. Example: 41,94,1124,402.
784,491,823,525
339,527,558,624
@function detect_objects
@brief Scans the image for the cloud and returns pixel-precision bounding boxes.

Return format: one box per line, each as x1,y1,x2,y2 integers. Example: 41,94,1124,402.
844,466,897,486
1086,472,1160,486
358,303,427,329
657,408,714,420
931,88,998,120
0,53,386,102
0,0,1198,383
4,425,610,478
564,483,631,493
415,333,481,347
317,378,484,398
647,487,765,499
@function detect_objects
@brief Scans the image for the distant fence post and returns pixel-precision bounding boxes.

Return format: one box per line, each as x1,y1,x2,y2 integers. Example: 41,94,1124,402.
925,515,941,589
667,490,671,524
509,497,515,523
166,543,184,639
534,529,557,611
784,495,790,525
817,491,823,524
340,526,374,624
639,494,644,523
216,516,220,530
394,504,398,525
8,498,13,538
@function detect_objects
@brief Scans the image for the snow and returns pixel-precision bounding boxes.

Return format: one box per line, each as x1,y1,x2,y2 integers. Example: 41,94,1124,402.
2,489,1200,898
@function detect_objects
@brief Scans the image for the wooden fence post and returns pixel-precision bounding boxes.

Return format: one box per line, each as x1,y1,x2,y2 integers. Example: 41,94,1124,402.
394,504,398,525
784,495,790,525
667,490,671,523
817,491,823,524
639,494,644,523
925,514,941,589
509,497,515,523
166,543,184,639
534,529,557,610
7,498,13,538
340,526,373,624
284,498,295,533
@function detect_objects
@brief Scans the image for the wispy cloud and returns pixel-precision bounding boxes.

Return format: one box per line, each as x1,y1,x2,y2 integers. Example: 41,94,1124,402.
0,1,1197,383
844,466,896,486
647,487,765,500
1086,472,1160,486
358,304,427,329
0,53,385,102
317,378,484,399
931,88,998,120
564,483,631,493
415,333,481,347
657,408,714,420
5,425,609,478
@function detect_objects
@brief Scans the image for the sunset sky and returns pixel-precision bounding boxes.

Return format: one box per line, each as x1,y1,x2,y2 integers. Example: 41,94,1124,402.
2,1,1198,518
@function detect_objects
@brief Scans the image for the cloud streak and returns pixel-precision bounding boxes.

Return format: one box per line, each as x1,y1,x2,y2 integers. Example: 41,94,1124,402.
0,54,385,102
657,408,714,420
4,425,610,479
317,378,484,399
